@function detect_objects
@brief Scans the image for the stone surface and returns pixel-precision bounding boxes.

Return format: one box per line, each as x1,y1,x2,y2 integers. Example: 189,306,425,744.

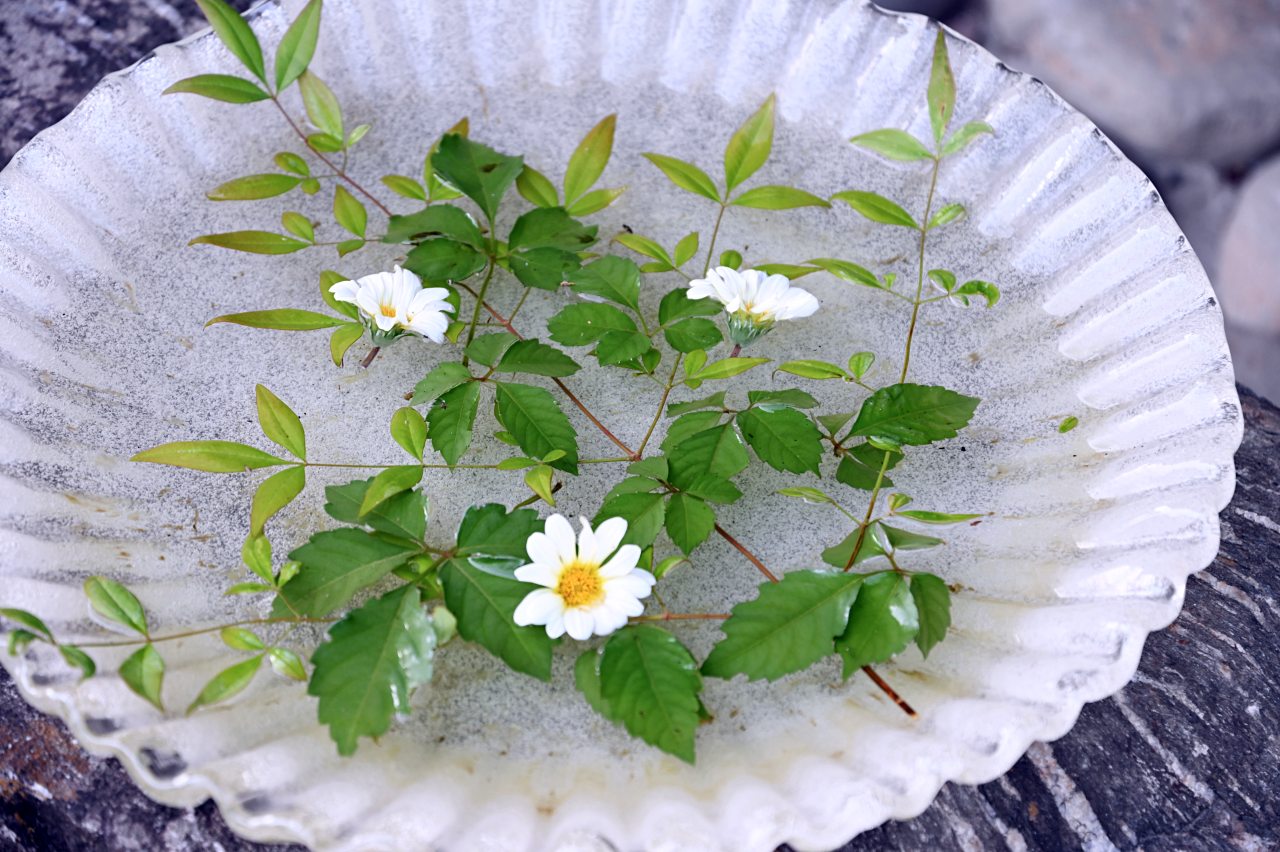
1218,155,1280,334
1,2,1277,850
986,0,1280,168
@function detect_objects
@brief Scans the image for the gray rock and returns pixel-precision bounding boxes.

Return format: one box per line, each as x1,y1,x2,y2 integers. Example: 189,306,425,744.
986,0,1280,167
1218,155,1280,334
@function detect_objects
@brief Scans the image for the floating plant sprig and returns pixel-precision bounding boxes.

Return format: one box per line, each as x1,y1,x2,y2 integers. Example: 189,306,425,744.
2,3,1002,764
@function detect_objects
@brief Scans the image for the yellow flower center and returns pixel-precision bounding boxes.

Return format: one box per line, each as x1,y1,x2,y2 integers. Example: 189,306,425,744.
557,561,604,608
379,303,398,318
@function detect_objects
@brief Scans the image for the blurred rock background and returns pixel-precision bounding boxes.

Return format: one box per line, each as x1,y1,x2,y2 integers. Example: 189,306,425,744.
880,0,1280,400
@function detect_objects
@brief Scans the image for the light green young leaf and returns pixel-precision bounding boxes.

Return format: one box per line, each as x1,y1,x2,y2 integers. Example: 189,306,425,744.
309,586,435,754
687,355,771,383
848,351,875,381
250,465,305,536
673,232,699,267
849,128,934,161
298,70,343,140
719,249,743,269
131,441,287,473
207,307,345,330
910,573,951,657
566,186,625,217
516,165,558,208
195,0,265,82
426,381,481,466
307,132,343,152
564,114,616,203
221,626,265,651
390,407,427,460
776,486,836,505
324,478,428,542
59,646,96,680
273,0,322,90
724,94,775,191
702,570,863,681
834,571,919,678
441,557,552,680
241,534,274,583
207,173,299,201
953,280,1001,307
190,231,310,254
273,528,419,617
281,211,314,242
255,385,306,459
942,120,995,157
329,322,363,366
927,30,957,145
642,153,720,202
493,382,579,474
333,186,367,238
0,609,52,641
754,262,818,280
832,191,919,229
774,359,848,381
269,646,308,681
847,383,979,446
1059,415,1079,434
614,232,674,268
599,625,704,763
188,654,263,714
523,464,556,506
381,174,426,200
804,257,882,289
432,134,523,223
927,203,965,230
163,74,268,103
895,509,981,524
120,643,165,710
731,185,830,210
664,493,715,554
736,407,822,475
358,466,423,516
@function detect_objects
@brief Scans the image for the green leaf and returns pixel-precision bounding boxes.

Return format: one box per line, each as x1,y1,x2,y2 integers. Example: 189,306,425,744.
410,362,474,406
329,322,364,366
574,649,613,718
595,331,653,367
746,389,819,409
848,351,875,381
849,128,934,161
309,586,435,755
250,465,305,535
754,262,818,280
516,165,558,208
835,443,900,491
614,233,674,267
847,383,979,446
661,410,723,452
188,654,263,714
221,626,264,651
58,646,96,679
1059,415,1079,434
281,211,314,242
207,308,344,330
131,441,287,473
274,0,322,90
163,74,268,103
424,117,470,201
190,231,310,254
664,318,722,353
432,134,523,223
953,280,1001,307
441,557,552,680
927,203,965,230
390,407,427,460
465,331,518,366
568,255,641,312
910,573,951,657
564,114,616,203
273,529,419,617
687,355,771,383
679,474,742,504
719,249,743,269
817,411,856,435
298,70,343,140
207,173,299,201
381,174,426,200
667,423,749,484
495,339,581,377
667,391,726,417
773,359,848,381
735,407,822,474
383,205,484,247
508,207,597,252
453,503,542,558
508,246,581,290
820,522,940,569
673,232,699,267
269,646,308,681
777,486,836,505
404,239,486,283
120,644,164,710
664,493,715,554
426,381,481,466
358,466,423,516
566,186,625,217
333,186,367,238
8,630,38,656
524,464,556,506
834,572,918,677
596,491,666,548
599,626,704,763
642,153,720,202
831,191,918,228
724,94,775,191
324,478,427,542
731,185,830,210
0,609,52,640
927,30,956,145
242,534,274,583
547,302,637,346
195,0,265,81
896,509,981,524
702,570,863,681
255,385,305,459
308,132,343,153
493,382,579,474
942,121,995,157
804,257,882,289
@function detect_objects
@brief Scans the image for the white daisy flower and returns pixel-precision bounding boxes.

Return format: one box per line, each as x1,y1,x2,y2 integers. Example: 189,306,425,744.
512,514,656,641
330,266,454,344
687,266,820,346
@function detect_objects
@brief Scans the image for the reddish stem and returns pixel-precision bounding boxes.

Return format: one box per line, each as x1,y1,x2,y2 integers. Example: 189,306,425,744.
360,346,381,369
862,666,917,717
715,523,779,583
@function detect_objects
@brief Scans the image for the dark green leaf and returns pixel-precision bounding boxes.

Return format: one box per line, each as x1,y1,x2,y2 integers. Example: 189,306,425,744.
547,302,637,346
59,646,96,679
432,134,523,223
666,391,726,417
736,407,822,474
131,441,286,472
834,572,918,677
835,444,900,491
403,239,485,283
847,383,979,446
927,30,956,145
661,410,724,453
465,331,519,366
383,205,484,247
189,231,310,254
309,586,435,754
599,625,704,763
574,649,613,718
508,246,581,290
508,207,597,252
163,74,268,103
910,573,950,657
120,643,164,710
273,529,419,617
664,318,722,353
273,0,322,90
453,503,542,558
731,185,829,209
426,381,481,466
324,478,428,542
195,0,265,81
678,474,742,504
493,382,578,474
595,330,652,366
495,339,581,377
746,389,819,409
664,493,715,554
596,490,666,548
188,654,263,713
849,128,934,161
702,570,863,681
642,153,720,202
441,558,552,680
207,173,300,201
667,423,749,484
564,114,615,203
410,361,474,406
723,94,774,191
831,191,918,228
567,255,641,311
250,465,305,535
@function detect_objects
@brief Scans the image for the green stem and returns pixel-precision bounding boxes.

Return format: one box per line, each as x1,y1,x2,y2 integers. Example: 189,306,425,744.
637,353,683,456
268,96,392,217
462,259,497,365
703,203,728,276
73,616,336,649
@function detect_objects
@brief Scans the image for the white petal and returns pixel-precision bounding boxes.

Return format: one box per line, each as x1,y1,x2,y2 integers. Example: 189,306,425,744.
592,606,627,636
603,587,646,617
599,544,642,578
774,288,820,320
592,516,628,561
604,568,655,599
576,515,601,564
544,612,567,639
525,531,561,567
563,608,594,641
404,310,449,342
513,588,564,626
329,280,361,304
355,290,381,320
372,311,400,331
543,514,578,563
514,562,558,588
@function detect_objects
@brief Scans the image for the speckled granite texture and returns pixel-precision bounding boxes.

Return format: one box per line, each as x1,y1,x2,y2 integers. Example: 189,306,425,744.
0,2,1276,850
